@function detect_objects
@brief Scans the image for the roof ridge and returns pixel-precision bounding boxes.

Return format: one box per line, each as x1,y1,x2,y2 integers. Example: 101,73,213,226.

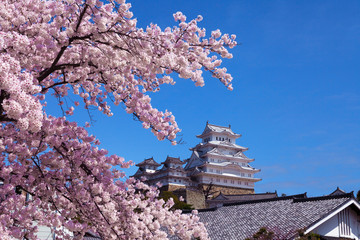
293,192,354,203
218,192,277,197
222,193,308,207
182,207,217,214
207,123,231,129
183,193,307,212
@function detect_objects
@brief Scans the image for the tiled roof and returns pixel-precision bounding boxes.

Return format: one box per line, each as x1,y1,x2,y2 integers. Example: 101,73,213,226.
328,186,347,196
196,122,241,138
234,151,253,160
190,141,247,152
195,193,354,240
213,141,248,150
82,231,101,240
135,157,161,167
208,192,278,206
207,123,236,134
204,148,252,160
161,156,184,165
159,165,186,172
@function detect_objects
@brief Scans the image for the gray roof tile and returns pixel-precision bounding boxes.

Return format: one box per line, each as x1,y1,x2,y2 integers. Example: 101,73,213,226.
196,194,353,240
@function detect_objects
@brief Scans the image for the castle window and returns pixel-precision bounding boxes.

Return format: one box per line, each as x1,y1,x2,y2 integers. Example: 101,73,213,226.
174,179,177,182
224,179,227,183
216,170,220,173
245,182,249,186
248,173,251,177
238,181,241,185
231,180,234,184
209,169,213,172
216,178,220,182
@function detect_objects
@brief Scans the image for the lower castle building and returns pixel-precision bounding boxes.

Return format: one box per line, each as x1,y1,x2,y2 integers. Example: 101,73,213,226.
133,122,261,198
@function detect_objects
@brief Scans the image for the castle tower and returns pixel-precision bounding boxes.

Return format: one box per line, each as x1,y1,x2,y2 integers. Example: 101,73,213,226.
133,157,161,178
133,156,190,191
184,122,261,195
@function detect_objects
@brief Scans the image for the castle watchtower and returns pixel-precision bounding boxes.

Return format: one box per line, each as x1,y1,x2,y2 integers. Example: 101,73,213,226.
184,122,261,195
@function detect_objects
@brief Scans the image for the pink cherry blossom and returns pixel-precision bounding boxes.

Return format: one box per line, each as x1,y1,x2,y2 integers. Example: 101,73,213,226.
0,0,236,239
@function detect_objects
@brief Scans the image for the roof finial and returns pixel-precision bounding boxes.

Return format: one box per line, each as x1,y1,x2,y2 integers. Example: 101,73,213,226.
229,124,231,128
206,120,209,125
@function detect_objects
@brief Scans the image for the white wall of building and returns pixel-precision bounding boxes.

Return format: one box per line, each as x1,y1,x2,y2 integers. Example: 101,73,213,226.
313,207,360,240
202,176,254,188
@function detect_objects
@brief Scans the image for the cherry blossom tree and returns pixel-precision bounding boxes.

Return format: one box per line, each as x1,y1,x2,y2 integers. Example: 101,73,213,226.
0,0,236,239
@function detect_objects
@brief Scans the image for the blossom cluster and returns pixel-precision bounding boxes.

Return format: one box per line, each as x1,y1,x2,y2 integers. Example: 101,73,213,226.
0,0,236,239
0,116,208,239
0,51,42,132
1,0,236,143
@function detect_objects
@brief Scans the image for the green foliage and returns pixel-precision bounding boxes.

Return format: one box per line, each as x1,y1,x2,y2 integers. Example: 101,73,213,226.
159,191,193,210
247,227,325,240
297,228,323,240
245,227,275,240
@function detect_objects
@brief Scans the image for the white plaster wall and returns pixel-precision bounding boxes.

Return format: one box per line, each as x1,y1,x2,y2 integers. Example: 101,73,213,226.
223,168,239,176
313,213,339,237
32,224,73,240
313,207,360,240
36,225,54,239
202,176,253,189
350,207,360,239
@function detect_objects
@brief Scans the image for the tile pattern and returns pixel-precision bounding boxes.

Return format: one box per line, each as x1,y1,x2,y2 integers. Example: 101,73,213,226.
197,194,353,240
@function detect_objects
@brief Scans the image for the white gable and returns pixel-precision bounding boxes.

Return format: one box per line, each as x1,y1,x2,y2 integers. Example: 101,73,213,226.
307,199,360,240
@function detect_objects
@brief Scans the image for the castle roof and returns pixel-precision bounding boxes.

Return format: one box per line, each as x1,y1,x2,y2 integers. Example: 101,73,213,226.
202,148,254,161
328,186,347,196
135,157,161,167
159,165,186,173
196,122,241,139
204,160,259,170
189,192,358,240
233,151,253,160
161,156,184,165
208,192,278,205
190,141,248,152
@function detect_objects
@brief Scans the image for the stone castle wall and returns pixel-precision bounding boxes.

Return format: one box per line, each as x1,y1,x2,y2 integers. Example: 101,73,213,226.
161,185,206,209
185,188,206,209
161,184,253,209
161,184,187,192
201,184,254,197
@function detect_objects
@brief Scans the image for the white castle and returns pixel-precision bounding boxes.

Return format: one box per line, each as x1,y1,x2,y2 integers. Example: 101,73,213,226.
133,122,261,195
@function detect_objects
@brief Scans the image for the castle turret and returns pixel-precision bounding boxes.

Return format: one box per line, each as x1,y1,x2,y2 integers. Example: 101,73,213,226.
184,122,261,195
132,156,190,191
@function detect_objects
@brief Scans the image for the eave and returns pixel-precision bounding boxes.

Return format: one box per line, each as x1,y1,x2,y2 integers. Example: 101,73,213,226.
193,171,262,182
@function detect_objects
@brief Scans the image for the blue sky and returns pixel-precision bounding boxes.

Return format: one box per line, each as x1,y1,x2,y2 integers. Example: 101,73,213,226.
49,0,360,197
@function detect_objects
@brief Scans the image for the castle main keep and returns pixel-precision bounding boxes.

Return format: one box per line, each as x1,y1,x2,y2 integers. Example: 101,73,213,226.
133,122,261,198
